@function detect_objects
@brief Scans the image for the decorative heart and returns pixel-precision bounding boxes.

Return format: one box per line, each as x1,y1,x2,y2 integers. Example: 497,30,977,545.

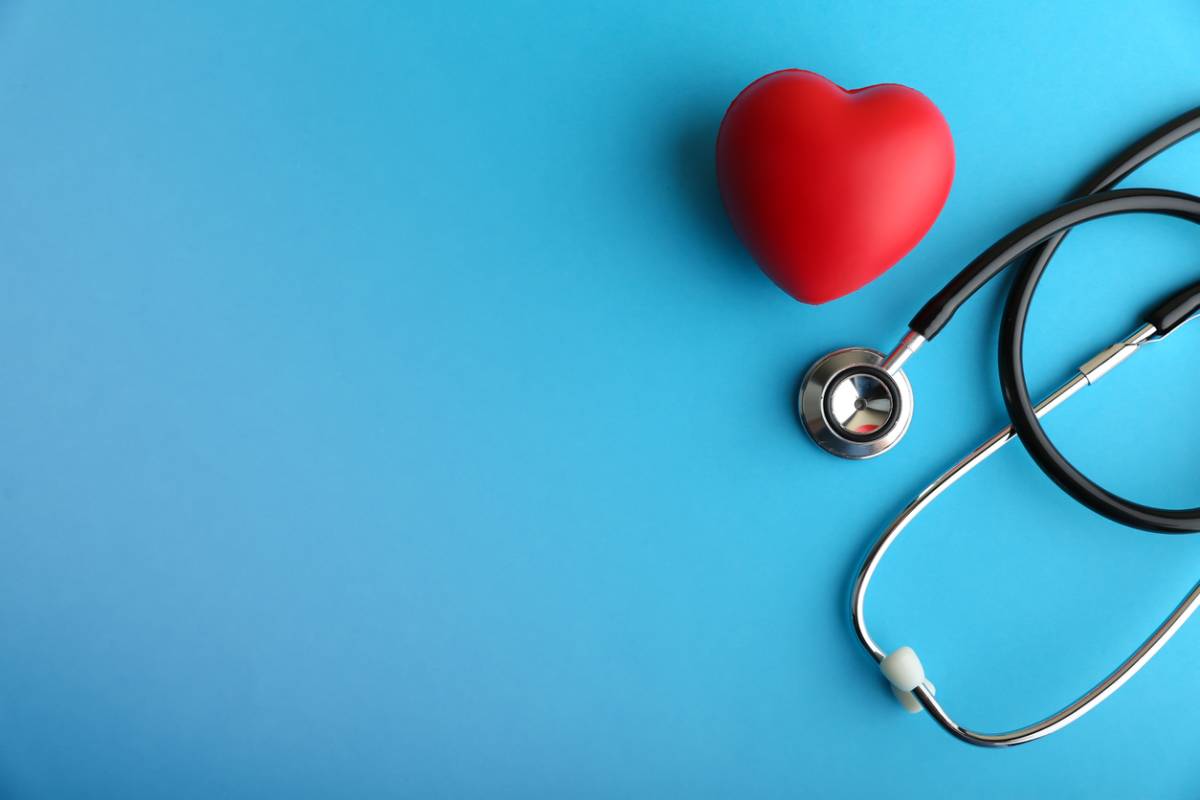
716,70,954,304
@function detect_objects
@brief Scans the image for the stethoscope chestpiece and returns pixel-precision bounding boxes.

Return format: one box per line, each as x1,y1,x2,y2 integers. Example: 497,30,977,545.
798,347,914,459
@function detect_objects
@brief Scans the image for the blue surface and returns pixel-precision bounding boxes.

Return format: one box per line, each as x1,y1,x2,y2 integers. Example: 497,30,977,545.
1,1,1199,797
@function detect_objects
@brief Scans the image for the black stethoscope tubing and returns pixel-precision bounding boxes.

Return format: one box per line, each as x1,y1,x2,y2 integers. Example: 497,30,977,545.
907,107,1200,533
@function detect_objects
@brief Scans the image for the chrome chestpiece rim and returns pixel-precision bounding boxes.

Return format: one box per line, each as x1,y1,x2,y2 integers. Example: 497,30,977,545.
798,347,913,459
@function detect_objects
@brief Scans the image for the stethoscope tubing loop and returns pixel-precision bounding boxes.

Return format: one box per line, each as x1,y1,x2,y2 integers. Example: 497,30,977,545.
995,189,1200,533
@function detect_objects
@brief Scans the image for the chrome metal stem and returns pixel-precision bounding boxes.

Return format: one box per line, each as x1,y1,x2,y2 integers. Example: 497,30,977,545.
1079,323,1156,384
880,330,925,375
851,322,1200,747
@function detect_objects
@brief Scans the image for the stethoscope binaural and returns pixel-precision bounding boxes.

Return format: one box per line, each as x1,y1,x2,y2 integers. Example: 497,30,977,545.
802,106,1200,746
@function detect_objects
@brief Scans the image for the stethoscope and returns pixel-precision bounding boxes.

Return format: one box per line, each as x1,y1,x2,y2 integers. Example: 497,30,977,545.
799,106,1200,746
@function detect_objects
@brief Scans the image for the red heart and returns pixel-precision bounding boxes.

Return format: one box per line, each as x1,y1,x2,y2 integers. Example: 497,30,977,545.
716,70,954,304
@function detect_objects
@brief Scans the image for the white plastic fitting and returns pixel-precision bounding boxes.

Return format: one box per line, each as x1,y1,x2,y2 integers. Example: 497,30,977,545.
880,646,935,714
880,646,924,690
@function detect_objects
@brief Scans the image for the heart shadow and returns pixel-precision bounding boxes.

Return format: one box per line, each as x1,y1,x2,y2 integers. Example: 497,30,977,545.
673,111,762,283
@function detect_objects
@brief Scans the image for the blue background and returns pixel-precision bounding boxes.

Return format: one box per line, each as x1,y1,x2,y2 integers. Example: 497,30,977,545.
0,1,1199,797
